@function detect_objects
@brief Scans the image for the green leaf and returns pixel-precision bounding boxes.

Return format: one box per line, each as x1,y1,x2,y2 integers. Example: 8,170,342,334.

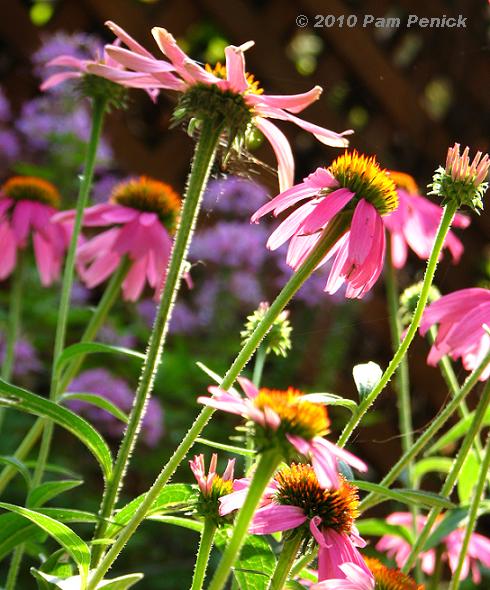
457,451,480,505
413,457,453,486
61,393,129,424
148,515,203,533
0,455,31,488
285,582,307,590
27,480,83,509
0,503,90,586
0,509,97,560
195,362,240,395
106,484,196,538
426,406,490,455
0,379,113,481
196,437,256,456
353,480,455,509
356,518,414,543
299,393,357,413
25,461,80,479
352,362,382,401
423,508,469,551
216,530,276,590
32,571,143,590
55,342,145,380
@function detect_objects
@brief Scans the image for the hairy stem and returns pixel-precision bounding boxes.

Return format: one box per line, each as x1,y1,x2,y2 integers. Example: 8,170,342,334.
190,519,217,590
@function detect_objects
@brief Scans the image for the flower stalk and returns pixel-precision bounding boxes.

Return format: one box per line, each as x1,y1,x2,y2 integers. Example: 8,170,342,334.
91,119,224,559
338,201,458,447
86,216,350,588
268,531,304,590
402,378,490,572
190,519,217,590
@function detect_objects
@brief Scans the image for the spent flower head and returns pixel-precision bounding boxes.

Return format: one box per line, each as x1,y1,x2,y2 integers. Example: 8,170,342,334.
430,143,489,212
240,302,292,357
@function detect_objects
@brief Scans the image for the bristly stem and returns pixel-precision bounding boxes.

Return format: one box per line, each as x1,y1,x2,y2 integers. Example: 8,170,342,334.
268,531,304,590
0,253,24,433
208,450,281,590
338,202,458,447
87,216,350,589
190,519,217,590
32,96,107,488
448,433,490,590
402,379,490,573
91,119,224,563
359,347,490,512
252,345,267,387
384,241,420,579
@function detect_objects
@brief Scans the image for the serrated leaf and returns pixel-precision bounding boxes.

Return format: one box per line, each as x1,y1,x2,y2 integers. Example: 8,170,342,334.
353,480,454,509
105,484,196,538
0,503,90,586
196,438,256,456
352,362,382,401
62,393,129,424
412,457,453,486
299,393,357,413
0,455,31,488
0,379,113,481
27,480,83,509
55,342,145,381
215,530,276,590
33,571,143,590
356,518,414,543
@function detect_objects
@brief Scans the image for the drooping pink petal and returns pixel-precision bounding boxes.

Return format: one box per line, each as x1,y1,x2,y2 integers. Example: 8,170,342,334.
249,504,307,534
41,71,83,91
0,221,17,280
300,188,355,235
237,377,259,400
247,86,322,114
253,117,295,193
224,44,250,93
317,528,371,582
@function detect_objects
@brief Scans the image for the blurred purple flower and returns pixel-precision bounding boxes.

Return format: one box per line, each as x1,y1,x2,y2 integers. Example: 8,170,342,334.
67,368,164,447
0,332,42,378
229,271,263,304
0,130,20,163
92,174,125,204
202,176,269,216
97,324,138,349
138,298,200,335
0,88,11,122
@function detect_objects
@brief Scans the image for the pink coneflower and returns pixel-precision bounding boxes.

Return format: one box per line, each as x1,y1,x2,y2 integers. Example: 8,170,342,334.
220,463,371,581
55,177,181,301
88,21,352,192
198,378,367,490
41,33,162,101
310,562,374,589
190,453,235,523
384,171,470,269
419,288,490,381
252,151,398,298
0,176,68,285
376,512,490,583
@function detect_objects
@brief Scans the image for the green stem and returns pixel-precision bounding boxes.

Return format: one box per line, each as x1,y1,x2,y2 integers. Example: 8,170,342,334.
91,119,224,562
87,217,349,589
268,531,304,590
252,346,267,387
384,242,420,579
448,433,490,590
246,346,267,471
359,347,490,513
0,260,126,495
290,545,318,579
402,379,490,572
0,254,24,432
338,202,458,447
33,96,107,488
190,519,217,590
429,545,444,590
5,544,24,590
208,451,281,590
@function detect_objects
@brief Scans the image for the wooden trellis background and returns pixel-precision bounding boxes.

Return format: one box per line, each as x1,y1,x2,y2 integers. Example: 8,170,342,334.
0,0,489,476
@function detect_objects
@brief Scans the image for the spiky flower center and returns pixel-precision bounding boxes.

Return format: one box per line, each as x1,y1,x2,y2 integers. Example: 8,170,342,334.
1,176,61,208
274,464,359,534
254,388,329,439
329,151,398,216
110,177,181,233
388,171,419,195
365,558,424,590
196,476,234,524
205,62,263,95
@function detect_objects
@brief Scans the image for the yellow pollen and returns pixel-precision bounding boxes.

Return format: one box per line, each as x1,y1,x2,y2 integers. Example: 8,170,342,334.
254,387,329,439
275,464,359,534
365,558,425,590
1,176,61,208
110,176,181,233
329,150,398,216
205,62,263,95
388,170,419,195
